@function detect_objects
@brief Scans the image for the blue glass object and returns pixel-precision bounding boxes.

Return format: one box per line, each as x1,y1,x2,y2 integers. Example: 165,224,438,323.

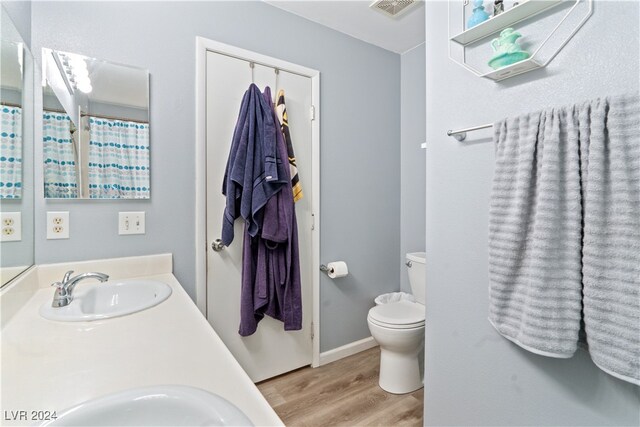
488,28,531,69
467,0,490,29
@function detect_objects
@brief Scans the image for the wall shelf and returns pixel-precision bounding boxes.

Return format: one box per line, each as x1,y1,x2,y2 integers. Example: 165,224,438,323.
450,0,564,45
481,57,543,81
447,0,592,82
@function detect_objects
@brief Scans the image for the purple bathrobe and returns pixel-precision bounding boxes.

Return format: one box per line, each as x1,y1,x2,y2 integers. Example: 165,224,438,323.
221,84,287,246
238,87,302,336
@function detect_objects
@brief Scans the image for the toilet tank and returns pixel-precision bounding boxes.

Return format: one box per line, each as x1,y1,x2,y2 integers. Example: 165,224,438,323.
406,252,426,304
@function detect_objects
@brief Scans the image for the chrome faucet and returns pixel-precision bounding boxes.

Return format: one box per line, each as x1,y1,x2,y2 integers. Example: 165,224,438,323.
51,270,109,308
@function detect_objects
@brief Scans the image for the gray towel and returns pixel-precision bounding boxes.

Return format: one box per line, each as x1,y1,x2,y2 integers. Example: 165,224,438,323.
489,103,584,359
489,94,640,385
582,95,640,385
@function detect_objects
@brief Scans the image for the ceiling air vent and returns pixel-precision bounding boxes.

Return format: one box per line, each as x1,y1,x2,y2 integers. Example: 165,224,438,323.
370,0,418,19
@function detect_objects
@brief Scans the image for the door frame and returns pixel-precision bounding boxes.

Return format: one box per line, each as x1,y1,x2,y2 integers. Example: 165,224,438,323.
194,36,321,368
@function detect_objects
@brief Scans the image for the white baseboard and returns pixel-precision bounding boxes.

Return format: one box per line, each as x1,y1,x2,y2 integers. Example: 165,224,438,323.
319,336,378,366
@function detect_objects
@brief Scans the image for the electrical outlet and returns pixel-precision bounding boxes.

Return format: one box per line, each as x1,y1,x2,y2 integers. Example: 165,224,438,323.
119,212,145,235
47,211,70,239
0,212,21,242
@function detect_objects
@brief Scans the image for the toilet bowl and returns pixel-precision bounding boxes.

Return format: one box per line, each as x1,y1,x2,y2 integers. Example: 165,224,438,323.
368,252,426,394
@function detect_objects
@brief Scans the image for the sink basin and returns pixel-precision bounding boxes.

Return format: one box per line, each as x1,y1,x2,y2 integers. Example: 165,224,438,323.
41,385,253,426
39,279,172,322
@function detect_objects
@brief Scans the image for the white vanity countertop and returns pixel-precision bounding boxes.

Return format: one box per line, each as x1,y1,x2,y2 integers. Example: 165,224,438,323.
0,271,283,426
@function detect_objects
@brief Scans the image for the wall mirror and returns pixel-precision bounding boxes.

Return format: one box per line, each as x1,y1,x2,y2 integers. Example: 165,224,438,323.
42,48,150,199
1,8,35,286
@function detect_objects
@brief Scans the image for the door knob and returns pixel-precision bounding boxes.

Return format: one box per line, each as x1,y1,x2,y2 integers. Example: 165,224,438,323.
211,239,226,252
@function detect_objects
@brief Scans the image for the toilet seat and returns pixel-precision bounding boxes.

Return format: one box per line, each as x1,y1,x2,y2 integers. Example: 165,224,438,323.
368,300,425,330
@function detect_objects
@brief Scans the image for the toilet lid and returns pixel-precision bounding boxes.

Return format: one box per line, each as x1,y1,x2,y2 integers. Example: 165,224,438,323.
368,300,425,328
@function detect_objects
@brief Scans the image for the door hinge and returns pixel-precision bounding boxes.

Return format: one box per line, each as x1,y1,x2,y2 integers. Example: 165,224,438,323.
311,213,315,230
310,105,316,121
311,321,315,340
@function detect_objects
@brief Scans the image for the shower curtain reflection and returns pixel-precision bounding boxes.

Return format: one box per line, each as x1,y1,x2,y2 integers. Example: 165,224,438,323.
0,105,23,199
42,113,150,199
87,117,149,199
43,111,78,198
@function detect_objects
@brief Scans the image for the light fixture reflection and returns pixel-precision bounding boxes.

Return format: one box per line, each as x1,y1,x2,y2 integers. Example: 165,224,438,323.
61,52,93,94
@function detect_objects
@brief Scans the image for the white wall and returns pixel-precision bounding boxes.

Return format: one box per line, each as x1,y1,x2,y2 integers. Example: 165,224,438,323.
1,1,30,46
424,1,640,425
31,1,401,353
400,43,426,293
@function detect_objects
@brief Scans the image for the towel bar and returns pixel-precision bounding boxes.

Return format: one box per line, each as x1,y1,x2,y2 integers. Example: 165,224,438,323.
447,123,493,141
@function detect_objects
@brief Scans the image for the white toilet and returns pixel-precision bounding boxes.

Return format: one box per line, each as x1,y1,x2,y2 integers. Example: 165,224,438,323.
367,252,425,394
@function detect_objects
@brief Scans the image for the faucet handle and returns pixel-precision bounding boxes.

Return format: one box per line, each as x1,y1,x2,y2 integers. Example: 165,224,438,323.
51,281,63,290
62,270,74,283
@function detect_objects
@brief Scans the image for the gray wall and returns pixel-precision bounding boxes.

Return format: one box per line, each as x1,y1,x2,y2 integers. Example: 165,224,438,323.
425,1,640,425
400,43,426,293
1,88,22,105
88,102,148,123
31,1,400,353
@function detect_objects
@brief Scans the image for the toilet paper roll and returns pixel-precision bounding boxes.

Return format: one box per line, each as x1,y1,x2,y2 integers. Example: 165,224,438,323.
327,261,348,279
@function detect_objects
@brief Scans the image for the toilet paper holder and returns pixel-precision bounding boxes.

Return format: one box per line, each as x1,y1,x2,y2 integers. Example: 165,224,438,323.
320,262,349,278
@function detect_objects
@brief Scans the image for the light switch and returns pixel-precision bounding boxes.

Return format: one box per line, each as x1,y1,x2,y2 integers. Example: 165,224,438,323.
119,212,145,235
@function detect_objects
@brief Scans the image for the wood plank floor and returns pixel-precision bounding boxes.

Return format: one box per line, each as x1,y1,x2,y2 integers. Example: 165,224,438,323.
257,347,424,427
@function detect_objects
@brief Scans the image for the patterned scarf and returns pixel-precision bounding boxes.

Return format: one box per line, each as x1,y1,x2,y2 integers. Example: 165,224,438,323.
276,89,303,202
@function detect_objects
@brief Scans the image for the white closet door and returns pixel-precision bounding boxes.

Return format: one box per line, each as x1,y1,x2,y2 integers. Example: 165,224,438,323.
205,51,314,382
